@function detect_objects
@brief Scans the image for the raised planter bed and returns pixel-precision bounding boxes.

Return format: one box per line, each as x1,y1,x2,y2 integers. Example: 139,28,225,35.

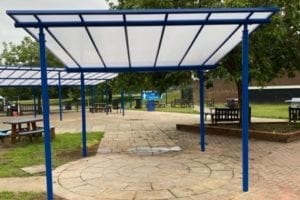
176,122,300,143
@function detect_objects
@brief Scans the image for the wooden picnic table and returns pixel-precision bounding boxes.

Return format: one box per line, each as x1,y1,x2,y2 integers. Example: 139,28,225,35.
3,117,43,143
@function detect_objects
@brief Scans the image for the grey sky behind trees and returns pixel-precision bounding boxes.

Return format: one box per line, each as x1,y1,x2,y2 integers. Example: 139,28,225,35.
0,0,111,53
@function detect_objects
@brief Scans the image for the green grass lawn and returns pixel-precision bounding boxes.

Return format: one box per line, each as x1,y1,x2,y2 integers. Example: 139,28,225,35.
0,132,103,178
128,103,289,119
152,106,198,114
18,99,71,105
250,103,288,119
128,106,199,114
0,192,43,200
161,89,181,105
0,192,65,200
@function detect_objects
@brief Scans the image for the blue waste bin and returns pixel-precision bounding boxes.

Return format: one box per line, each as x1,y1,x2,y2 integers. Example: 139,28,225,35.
146,100,155,111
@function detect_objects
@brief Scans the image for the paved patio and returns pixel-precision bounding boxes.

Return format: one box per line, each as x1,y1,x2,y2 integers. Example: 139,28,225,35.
0,110,299,199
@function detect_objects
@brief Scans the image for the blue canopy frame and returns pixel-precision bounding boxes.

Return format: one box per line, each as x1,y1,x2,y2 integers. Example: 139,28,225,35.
7,7,278,200
0,66,117,121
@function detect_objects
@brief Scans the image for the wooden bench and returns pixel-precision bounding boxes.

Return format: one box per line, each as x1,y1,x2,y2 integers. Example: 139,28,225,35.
18,128,44,141
171,99,193,108
211,108,251,124
19,104,37,115
204,108,215,121
90,103,111,113
289,107,300,122
18,126,55,142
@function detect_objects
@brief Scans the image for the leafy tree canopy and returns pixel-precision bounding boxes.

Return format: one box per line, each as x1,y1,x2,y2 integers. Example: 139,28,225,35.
0,37,67,101
108,0,300,101
1,36,63,67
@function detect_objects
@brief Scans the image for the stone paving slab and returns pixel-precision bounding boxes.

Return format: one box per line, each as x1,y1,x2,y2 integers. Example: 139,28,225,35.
54,153,253,200
0,111,299,200
50,111,300,199
21,164,45,174
0,176,46,192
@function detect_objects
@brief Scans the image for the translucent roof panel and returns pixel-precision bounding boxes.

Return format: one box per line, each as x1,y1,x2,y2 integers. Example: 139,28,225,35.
48,27,104,67
205,24,259,65
88,27,128,67
181,24,239,66
156,26,200,67
7,8,279,72
128,26,162,67
0,66,117,86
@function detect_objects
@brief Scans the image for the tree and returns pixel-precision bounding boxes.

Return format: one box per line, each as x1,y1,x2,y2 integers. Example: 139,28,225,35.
206,0,300,108
106,0,224,95
111,71,192,95
109,0,300,109
0,37,64,113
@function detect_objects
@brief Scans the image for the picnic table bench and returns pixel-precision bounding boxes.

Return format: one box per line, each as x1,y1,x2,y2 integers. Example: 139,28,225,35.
2,117,55,144
210,107,251,124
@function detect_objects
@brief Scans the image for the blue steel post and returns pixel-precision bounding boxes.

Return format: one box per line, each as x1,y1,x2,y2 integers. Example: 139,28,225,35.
38,27,53,200
33,89,37,117
91,86,95,114
105,80,108,115
80,73,87,157
242,24,249,192
198,70,205,152
121,89,125,116
58,72,62,121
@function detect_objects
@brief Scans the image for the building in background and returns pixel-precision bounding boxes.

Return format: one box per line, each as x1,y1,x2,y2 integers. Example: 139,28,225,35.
193,71,300,110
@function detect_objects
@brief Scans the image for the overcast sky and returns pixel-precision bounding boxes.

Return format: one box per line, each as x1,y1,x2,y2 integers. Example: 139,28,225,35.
0,0,112,52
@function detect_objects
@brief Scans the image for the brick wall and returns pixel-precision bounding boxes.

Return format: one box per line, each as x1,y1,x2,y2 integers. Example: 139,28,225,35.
193,71,300,107
193,79,238,107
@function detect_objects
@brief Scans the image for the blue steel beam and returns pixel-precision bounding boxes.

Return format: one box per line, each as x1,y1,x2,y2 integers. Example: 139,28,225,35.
0,66,63,71
123,14,131,69
80,73,87,157
105,80,109,115
66,65,217,73
38,27,53,200
79,15,107,68
33,88,37,117
45,28,82,68
121,89,125,116
154,14,168,68
201,25,241,66
201,12,254,66
33,15,79,68
7,7,279,15
12,19,272,28
91,86,95,114
198,70,205,152
178,13,211,67
242,24,249,192
0,77,107,81
58,72,63,121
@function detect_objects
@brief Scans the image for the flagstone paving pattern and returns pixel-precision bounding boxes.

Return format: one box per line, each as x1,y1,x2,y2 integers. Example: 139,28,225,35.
0,111,299,199
54,153,258,200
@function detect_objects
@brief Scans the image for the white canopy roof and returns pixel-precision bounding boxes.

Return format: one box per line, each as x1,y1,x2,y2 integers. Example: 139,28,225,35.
6,8,278,72
0,66,117,86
